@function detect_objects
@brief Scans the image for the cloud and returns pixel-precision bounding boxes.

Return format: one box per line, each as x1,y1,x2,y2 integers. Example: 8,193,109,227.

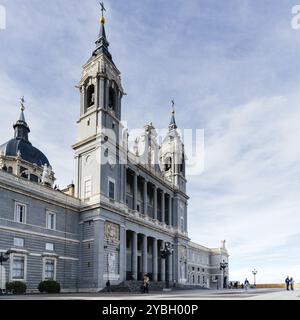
188,94,300,281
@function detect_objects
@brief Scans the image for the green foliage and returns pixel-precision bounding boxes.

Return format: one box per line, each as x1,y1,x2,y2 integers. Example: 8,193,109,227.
6,281,27,294
38,280,61,294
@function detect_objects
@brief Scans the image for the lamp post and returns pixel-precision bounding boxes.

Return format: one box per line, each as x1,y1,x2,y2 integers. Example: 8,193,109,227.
0,251,10,295
220,260,228,289
160,242,173,289
252,269,258,288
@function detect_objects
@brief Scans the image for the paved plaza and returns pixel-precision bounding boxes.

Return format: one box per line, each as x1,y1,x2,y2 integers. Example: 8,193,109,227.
0,288,299,300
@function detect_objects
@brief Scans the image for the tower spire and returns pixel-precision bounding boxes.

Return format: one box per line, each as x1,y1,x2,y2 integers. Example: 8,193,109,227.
92,2,112,61
169,100,177,131
13,96,30,141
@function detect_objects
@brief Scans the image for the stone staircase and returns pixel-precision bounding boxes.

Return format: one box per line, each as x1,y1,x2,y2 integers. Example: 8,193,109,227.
101,281,210,293
101,281,165,293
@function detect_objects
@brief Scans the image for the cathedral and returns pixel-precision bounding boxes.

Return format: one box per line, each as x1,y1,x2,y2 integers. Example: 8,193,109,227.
0,7,229,293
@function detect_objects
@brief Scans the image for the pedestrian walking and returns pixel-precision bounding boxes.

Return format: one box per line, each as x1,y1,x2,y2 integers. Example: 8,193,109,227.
290,277,295,291
106,280,111,293
244,278,249,290
285,276,290,291
143,274,150,294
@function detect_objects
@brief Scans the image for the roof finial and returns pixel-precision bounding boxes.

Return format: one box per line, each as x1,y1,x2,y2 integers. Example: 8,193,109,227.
92,1,112,61
169,99,177,131
20,96,25,112
99,1,106,24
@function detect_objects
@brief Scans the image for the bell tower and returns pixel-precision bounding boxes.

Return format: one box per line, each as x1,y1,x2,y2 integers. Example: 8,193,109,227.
160,102,187,193
73,4,125,202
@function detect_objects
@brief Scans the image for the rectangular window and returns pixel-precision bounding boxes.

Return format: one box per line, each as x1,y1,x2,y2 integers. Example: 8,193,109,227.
46,211,56,230
45,243,54,251
108,179,115,200
13,237,24,247
44,259,55,280
12,255,25,280
84,179,92,199
15,203,26,223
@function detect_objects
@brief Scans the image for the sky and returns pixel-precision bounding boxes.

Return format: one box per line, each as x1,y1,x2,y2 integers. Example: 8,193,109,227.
0,0,300,284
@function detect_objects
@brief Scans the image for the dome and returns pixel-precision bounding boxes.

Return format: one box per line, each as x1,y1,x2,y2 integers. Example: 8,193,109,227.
0,101,51,168
0,138,50,167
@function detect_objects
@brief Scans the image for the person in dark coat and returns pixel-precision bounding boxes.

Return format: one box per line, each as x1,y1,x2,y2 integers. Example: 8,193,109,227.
285,276,290,291
106,280,111,292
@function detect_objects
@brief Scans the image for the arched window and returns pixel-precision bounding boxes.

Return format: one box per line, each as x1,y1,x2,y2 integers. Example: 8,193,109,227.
86,84,95,108
164,157,172,171
7,166,13,174
108,87,116,111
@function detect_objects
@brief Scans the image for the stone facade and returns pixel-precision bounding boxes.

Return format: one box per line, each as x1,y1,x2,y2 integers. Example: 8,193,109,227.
0,10,229,293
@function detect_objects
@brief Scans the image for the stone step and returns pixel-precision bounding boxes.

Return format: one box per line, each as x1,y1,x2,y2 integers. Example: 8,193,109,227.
101,280,167,293
101,280,210,293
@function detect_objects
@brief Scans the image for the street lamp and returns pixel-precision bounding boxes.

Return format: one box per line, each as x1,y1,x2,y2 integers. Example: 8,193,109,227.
0,251,10,295
160,242,174,289
220,260,228,289
252,269,258,288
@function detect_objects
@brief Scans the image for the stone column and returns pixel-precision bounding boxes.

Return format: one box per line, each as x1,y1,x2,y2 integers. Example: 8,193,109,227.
143,179,148,215
95,76,99,108
168,195,172,226
184,203,188,233
93,219,105,288
120,226,126,281
168,251,172,283
133,172,138,211
74,156,79,198
124,166,127,204
118,90,122,119
160,240,166,282
105,79,110,109
99,77,105,109
80,87,85,115
152,238,158,281
161,191,165,223
153,185,157,220
132,231,138,280
142,235,148,275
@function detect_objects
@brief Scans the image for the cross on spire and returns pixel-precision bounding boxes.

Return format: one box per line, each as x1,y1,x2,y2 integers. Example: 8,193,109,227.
20,96,25,112
171,99,175,114
99,2,106,17
93,1,112,61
